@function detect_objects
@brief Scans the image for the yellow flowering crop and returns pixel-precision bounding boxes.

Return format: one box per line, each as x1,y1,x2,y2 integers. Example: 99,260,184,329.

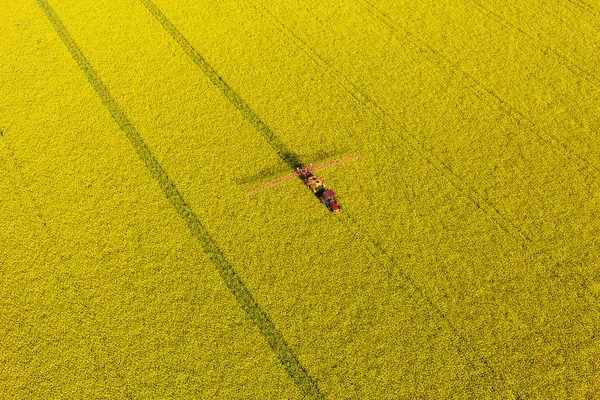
1,0,598,398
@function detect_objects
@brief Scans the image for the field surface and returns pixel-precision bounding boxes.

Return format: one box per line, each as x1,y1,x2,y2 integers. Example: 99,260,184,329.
1,0,599,398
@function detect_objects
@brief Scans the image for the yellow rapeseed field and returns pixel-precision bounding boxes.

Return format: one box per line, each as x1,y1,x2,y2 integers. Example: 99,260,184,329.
1,0,599,398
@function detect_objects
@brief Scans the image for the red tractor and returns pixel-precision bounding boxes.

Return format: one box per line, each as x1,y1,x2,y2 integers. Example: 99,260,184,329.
296,165,340,212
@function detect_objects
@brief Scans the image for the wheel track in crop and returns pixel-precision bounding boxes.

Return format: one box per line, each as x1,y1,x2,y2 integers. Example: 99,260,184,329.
355,0,600,182
567,0,599,13
35,1,323,398
470,0,600,92
339,209,521,398
0,131,52,232
352,0,600,302
0,129,132,396
466,0,600,88
357,0,600,176
136,1,525,397
359,0,600,177
505,0,599,36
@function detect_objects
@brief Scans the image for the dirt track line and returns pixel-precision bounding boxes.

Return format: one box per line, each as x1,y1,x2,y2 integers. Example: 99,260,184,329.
244,0,532,246
355,4,600,304
0,90,133,400
0,133,52,231
568,0,600,14
523,0,597,37
357,0,600,178
339,210,521,398
138,0,303,171
355,2,600,304
469,0,600,88
35,1,323,398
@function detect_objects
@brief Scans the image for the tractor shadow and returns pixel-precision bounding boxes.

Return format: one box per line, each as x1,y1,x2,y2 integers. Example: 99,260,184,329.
234,148,348,187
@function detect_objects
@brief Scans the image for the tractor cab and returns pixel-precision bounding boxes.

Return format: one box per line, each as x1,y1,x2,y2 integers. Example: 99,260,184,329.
322,190,336,200
321,189,340,212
